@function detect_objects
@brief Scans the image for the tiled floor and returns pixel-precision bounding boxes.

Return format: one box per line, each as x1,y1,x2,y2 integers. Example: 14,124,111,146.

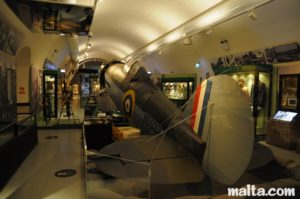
2,90,300,199
37,94,84,128
2,131,300,199
0,129,85,199
260,141,300,164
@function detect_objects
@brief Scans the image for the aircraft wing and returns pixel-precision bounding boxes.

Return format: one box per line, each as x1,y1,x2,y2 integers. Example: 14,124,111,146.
93,135,205,184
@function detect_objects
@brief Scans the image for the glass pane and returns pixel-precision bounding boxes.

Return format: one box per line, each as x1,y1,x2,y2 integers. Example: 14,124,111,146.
281,76,298,110
162,82,188,100
45,75,56,117
0,122,15,146
231,72,270,135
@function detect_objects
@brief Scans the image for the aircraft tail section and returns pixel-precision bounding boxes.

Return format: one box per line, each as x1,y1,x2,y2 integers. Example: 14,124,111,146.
185,75,254,185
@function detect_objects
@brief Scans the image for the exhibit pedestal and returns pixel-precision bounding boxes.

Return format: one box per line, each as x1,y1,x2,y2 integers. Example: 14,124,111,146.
266,119,297,149
83,118,113,151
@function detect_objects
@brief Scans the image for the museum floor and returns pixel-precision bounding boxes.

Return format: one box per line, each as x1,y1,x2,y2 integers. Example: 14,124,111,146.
0,129,85,199
1,95,300,198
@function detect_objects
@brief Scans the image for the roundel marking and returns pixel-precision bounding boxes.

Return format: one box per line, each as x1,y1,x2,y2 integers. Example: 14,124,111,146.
122,89,135,118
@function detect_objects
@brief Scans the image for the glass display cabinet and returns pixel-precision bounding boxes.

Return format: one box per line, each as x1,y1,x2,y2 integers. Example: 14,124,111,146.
161,74,196,107
214,65,273,136
279,75,299,111
17,114,36,136
0,65,16,122
0,122,15,146
79,69,101,108
43,70,58,121
0,114,37,190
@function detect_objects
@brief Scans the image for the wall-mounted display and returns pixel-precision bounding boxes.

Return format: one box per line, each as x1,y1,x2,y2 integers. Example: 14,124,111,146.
211,42,300,72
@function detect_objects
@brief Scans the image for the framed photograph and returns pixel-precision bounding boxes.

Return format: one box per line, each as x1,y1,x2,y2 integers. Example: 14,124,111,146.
0,22,9,51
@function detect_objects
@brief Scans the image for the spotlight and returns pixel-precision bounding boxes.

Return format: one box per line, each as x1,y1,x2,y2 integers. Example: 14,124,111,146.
248,9,258,21
183,36,192,45
205,28,212,35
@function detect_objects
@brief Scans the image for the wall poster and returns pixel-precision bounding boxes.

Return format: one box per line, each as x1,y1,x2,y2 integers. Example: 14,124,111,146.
0,20,20,56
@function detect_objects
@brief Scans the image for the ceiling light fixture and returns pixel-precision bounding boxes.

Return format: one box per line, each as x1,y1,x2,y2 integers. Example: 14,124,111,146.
205,28,213,35
165,32,181,43
183,36,192,45
248,9,258,21
147,44,159,52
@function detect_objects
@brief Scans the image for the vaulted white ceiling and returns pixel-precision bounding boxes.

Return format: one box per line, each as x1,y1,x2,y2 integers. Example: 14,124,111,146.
76,0,271,63
76,0,220,62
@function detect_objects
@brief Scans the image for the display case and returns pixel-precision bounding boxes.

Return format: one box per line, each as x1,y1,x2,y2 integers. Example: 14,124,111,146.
83,117,113,150
0,64,16,122
161,74,196,107
43,70,58,121
17,114,36,136
266,110,299,149
214,65,273,136
79,70,100,107
279,75,300,111
0,114,37,190
0,122,15,146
